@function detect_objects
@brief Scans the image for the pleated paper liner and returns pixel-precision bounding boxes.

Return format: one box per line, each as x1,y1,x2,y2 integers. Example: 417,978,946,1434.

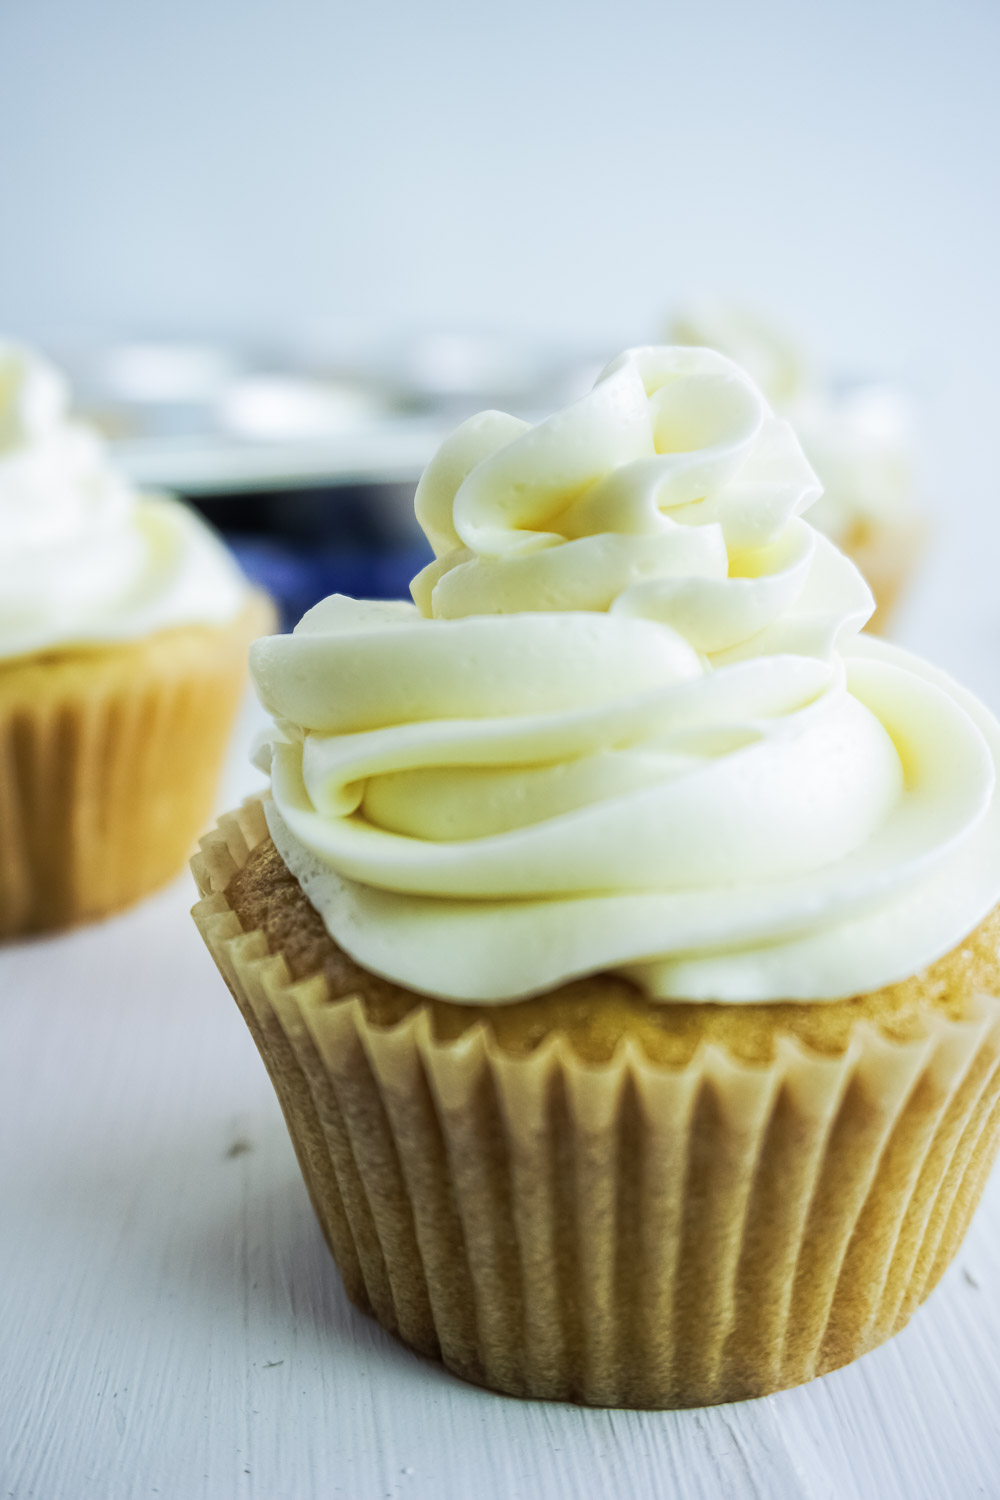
0,593,272,937
192,800,1000,1409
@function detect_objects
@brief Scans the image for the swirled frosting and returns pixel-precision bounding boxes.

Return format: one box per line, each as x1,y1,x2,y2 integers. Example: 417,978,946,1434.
671,303,919,545
251,346,1000,1004
0,342,247,661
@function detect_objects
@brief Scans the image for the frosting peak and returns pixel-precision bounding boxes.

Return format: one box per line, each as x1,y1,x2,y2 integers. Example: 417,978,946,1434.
252,346,1000,1005
411,347,836,635
0,343,66,448
670,304,919,543
0,342,247,659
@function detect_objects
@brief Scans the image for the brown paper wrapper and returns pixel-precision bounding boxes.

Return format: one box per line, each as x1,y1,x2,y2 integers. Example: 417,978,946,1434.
192,801,1000,1408
0,594,271,936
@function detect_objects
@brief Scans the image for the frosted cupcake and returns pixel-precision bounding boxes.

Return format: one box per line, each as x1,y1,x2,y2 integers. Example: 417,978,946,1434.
671,302,926,629
193,346,1000,1408
0,342,270,935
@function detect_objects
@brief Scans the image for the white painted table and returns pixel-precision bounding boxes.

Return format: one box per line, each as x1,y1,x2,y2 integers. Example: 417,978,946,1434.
5,550,1000,1500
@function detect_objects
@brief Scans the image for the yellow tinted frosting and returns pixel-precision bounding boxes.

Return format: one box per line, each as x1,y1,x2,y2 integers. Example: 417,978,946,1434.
252,346,1000,1003
671,303,919,543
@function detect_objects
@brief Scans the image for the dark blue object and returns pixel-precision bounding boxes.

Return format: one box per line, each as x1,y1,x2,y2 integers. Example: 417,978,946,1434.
229,535,433,630
188,484,433,629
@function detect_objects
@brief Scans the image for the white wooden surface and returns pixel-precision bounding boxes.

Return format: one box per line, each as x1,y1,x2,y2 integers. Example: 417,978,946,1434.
5,478,1000,1500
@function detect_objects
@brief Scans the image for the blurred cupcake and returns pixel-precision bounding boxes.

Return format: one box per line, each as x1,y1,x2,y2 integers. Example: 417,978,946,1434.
193,346,1000,1408
671,301,926,630
0,342,270,935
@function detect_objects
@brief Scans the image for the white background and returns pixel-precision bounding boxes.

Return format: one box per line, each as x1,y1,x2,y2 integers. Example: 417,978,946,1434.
4,2,1000,1496
2,0,998,373
4,0,1000,670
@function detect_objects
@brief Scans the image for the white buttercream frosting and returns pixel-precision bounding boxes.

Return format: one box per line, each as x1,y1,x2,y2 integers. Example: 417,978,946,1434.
671,303,919,544
0,343,247,660
251,346,1000,1004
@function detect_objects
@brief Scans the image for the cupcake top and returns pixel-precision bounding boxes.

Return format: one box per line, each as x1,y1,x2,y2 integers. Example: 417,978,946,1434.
671,303,919,545
251,346,1000,1005
0,343,248,661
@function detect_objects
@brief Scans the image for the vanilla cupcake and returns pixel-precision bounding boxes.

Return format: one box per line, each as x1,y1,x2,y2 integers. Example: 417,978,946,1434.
671,303,926,629
193,346,1000,1408
0,342,270,935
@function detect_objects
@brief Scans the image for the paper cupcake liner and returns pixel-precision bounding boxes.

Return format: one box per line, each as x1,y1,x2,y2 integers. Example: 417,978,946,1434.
0,598,269,936
192,803,1000,1408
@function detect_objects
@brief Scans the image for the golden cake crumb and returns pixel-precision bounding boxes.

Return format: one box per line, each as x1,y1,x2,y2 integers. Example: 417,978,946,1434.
226,836,1000,1066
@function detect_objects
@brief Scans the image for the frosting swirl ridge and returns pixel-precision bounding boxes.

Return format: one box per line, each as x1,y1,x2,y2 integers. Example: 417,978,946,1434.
671,302,920,544
252,346,1000,1004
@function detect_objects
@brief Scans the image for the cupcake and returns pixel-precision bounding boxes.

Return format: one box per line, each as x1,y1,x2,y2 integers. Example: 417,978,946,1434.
0,342,271,935
192,346,1000,1408
671,302,926,630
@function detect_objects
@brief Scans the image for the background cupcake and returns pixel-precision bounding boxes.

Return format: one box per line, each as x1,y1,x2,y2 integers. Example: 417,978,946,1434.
193,346,1000,1408
0,341,271,935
